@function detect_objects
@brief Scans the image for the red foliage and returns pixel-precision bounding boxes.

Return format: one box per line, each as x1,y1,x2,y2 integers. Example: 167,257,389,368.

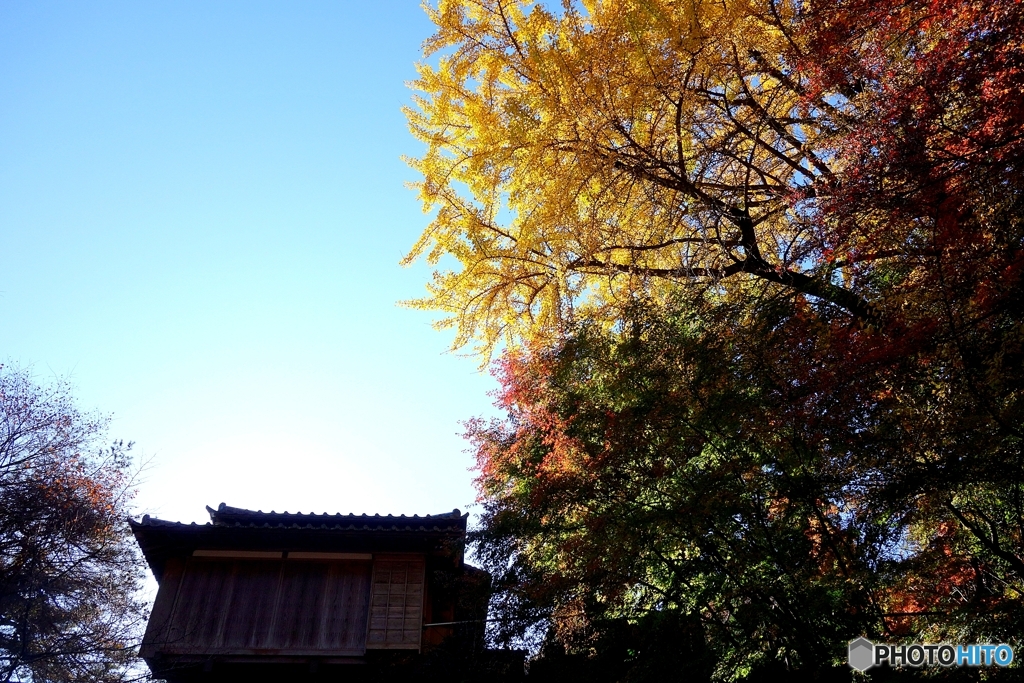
800,0,1024,330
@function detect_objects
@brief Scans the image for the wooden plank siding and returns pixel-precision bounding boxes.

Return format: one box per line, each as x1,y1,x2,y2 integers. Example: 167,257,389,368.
142,556,373,657
366,557,426,650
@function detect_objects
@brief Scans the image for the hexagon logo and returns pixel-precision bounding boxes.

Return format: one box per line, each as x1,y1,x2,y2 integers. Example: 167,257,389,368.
848,637,875,672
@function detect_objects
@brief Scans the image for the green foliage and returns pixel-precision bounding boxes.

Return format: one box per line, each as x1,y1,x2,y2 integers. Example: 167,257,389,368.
469,292,1023,678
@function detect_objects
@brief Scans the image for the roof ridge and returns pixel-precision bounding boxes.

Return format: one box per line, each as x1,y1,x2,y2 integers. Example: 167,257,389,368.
210,503,464,520
136,505,467,530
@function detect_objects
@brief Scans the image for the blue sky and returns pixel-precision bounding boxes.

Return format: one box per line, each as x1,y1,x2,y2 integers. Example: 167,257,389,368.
0,1,501,524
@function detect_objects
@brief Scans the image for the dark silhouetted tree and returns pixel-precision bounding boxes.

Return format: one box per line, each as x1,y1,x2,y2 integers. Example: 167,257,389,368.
0,367,146,683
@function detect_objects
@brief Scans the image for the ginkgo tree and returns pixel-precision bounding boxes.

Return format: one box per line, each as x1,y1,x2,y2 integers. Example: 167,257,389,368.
405,0,1022,354
406,0,880,355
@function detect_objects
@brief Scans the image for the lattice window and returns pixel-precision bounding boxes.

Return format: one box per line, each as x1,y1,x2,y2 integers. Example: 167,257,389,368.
366,557,425,650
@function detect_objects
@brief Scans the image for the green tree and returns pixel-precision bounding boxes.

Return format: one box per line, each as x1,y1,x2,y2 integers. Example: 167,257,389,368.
469,296,1023,678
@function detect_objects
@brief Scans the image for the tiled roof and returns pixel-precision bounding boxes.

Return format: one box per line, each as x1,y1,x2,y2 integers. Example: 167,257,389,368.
208,502,466,530
131,502,467,532
132,516,199,528
130,503,469,581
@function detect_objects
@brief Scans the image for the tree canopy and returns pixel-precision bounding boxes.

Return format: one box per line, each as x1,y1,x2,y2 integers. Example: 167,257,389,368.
469,296,1023,678
404,0,1024,356
0,367,146,683
405,0,1024,678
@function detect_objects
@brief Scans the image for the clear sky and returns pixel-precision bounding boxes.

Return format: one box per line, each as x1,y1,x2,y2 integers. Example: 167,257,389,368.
0,1,501,524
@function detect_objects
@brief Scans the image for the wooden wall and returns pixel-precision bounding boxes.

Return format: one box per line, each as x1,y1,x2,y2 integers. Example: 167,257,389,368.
142,553,426,659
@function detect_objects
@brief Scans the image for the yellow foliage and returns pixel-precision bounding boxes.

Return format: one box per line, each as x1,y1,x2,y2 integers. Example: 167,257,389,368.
403,0,845,358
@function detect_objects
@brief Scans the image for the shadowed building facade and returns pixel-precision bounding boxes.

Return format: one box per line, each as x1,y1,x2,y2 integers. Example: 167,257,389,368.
131,504,491,682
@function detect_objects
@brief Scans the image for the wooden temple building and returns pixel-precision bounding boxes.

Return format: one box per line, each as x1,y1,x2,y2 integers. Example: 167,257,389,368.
131,503,494,682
